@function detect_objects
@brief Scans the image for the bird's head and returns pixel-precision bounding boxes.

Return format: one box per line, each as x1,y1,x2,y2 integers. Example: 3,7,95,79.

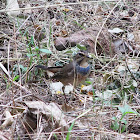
74,51,90,64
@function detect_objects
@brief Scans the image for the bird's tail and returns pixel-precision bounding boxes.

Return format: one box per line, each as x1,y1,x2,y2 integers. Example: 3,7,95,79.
35,65,48,70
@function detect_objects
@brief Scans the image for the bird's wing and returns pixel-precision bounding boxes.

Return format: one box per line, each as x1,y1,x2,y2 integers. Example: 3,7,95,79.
47,66,63,73
52,61,76,78
36,65,63,73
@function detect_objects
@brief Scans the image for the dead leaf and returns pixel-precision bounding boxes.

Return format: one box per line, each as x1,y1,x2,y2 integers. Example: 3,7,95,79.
127,134,140,140
55,27,115,55
55,20,61,26
0,110,14,130
24,3,32,14
81,85,93,94
64,85,73,94
49,82,64,94
61,30,68,37
34,25,46,41
133,30,140,45
62,8,70,12
6,0,20,16
108,28,124,34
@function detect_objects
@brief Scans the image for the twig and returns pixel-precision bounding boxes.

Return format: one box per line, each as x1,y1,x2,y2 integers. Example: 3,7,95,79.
94,0,122,57
48,108,91,140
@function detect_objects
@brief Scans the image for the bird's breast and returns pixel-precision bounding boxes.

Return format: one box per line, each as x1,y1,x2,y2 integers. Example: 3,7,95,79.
76,65,90,76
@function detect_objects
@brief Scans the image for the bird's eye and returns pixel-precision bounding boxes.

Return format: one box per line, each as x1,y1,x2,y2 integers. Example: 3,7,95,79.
78,52,85,56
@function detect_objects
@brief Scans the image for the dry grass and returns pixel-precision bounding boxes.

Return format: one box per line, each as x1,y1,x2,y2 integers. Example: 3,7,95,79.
0,0,140,139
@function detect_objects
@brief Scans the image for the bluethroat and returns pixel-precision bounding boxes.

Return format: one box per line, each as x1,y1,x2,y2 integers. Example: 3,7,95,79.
36,52,91,86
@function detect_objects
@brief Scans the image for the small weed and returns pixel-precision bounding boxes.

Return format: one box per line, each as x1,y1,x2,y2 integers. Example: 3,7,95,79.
66,121,75,140
111,104,140,133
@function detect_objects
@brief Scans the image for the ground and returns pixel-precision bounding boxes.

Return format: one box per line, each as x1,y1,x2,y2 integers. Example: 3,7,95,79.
0,0,140,139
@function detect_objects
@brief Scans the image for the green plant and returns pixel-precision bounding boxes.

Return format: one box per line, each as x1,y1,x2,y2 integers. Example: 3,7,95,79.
111,104,140,133
12,64,27,82
53,133,58,140
66,121,75,140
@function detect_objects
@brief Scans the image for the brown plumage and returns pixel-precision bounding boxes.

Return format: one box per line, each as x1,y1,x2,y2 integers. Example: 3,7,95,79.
36,52,91,86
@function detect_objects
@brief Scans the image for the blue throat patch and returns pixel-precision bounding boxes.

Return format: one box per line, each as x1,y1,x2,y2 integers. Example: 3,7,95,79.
76,65,90,75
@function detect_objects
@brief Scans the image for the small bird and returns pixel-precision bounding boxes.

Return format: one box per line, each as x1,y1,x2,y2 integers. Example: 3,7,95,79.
36,52,91,86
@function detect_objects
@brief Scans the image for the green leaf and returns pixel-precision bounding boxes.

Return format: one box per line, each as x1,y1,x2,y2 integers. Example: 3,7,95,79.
76,44,87,50
13,75,19,81
85,81,92,84
30,36,34,45
53,133,58,140
111,121,119,131
35,46,39,51
39,49,52,54
26,53,36,57
118,104,139,116
14,64,27,72
111,117,119,131
65,50,73,53
120,119,127,133
121,119,127,125
66,121,75,140
121,125,126,133
112,117,117,121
